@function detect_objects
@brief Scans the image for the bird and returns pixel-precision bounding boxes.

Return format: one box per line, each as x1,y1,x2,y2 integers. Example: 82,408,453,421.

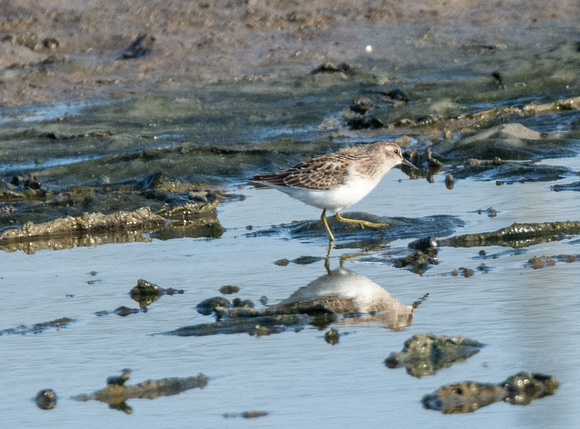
252,141,417,241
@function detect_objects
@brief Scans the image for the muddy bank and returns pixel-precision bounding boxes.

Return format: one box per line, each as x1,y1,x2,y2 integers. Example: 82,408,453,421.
0,0,577,107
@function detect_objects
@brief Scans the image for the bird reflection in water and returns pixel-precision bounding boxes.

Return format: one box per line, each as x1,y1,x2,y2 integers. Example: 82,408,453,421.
276,262,418,332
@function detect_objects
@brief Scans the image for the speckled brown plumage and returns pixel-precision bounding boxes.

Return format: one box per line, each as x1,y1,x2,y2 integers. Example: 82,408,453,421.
252,142,400,191
252,141,417,241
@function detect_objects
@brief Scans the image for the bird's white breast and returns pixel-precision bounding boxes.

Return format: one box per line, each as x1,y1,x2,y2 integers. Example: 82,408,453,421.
269,171,382,213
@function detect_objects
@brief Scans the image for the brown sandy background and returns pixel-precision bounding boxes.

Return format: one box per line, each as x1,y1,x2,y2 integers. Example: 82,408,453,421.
0,0,578,106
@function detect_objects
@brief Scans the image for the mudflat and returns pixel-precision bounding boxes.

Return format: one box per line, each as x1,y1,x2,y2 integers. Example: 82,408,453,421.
0,0,578,106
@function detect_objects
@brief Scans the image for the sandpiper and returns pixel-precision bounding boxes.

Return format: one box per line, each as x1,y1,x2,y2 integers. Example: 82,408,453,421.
252,141,417,241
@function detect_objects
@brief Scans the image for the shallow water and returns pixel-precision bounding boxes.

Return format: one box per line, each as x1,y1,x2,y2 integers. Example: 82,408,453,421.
1,26,580,425
2,158,580,427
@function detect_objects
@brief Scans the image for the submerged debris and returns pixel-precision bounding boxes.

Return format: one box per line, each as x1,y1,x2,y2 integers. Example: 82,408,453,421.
274,256,325,266
525,254,580,269
95,306,142,317
165,314,311,337
72,370,207,413
477,207,498,217
423,372,558,414
441,267,476,277
224,411,268,419
0,317,75,336
385,333,484,378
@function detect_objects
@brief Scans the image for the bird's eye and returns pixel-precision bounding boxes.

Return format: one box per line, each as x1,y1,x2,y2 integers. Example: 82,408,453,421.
394,149,400,155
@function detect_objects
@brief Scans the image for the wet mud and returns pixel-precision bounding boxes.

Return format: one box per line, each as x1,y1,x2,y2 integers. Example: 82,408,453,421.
386,333,484,378
1,0,578,424
0,316,75,336
72,370,207,414
423,372,559,414
441,221,580,248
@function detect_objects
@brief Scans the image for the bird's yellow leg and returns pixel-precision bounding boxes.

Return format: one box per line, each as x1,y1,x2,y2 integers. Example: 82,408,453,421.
320,209,335,242
336,212,388,229
324,240,333,273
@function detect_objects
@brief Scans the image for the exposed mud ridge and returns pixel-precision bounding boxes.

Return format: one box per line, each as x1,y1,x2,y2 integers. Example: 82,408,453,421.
440,221,580,248
0,174,225,253
348,95,580,135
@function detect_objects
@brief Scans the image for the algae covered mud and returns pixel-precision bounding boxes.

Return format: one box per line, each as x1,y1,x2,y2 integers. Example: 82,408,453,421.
1,1,580,428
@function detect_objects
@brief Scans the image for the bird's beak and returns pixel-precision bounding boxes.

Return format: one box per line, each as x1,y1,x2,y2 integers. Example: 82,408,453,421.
398,157,419,170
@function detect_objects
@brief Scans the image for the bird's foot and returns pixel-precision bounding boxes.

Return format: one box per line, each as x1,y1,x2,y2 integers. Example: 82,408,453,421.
336,213,388,229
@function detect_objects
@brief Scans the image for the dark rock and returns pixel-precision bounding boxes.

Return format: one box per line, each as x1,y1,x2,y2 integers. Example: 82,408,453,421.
224,411,268,419
503,372,559,405
122,33,155,59
196,296,231,316
11,173,42,190
219,285,240,294
114,306,140,317
130,279,163,297
311,62,354,74
408,236,438,254
35,389,57,410
324,328,339,345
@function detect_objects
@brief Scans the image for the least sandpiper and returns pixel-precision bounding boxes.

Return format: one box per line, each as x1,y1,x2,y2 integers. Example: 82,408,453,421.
252,141,417,241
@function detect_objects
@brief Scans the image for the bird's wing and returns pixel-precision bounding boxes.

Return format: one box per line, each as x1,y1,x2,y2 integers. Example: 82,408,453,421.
253,154,351,190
